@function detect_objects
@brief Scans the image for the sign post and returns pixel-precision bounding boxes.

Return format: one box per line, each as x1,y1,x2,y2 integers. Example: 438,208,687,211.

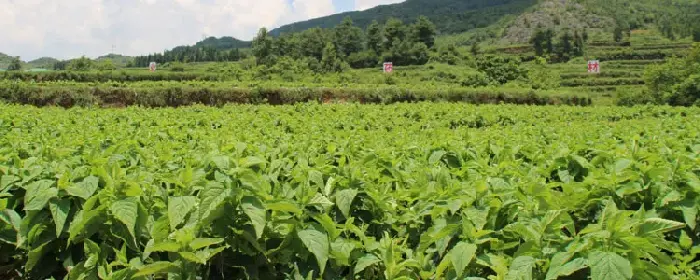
587,60,600,74
149,62,157,72
383,62,393,73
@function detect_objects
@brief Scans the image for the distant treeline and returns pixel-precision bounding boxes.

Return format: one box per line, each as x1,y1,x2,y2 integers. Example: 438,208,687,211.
130,46,247,68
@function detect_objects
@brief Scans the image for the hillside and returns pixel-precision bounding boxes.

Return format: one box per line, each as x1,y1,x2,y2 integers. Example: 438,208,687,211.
271,0,700,45
96,54,133,68
27,57,59,69
195,36,251,50
0,52,18,69
270,0,538,36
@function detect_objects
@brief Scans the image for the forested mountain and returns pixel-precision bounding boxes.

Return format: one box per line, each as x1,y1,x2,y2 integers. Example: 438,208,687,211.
0,53,18,69
130,36,250,67
195,36,251,49
270,0,538,36
271,0,700,43
27,57,59,69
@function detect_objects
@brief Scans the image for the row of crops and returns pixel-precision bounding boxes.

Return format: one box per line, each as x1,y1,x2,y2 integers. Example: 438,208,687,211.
0,103,698,279
0,81,592,107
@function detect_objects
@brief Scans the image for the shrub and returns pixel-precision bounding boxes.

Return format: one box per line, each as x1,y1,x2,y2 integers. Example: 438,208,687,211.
669,74,700,106
461,71,490,87
170,62,186,72
347,50,379,69
476,55,527,85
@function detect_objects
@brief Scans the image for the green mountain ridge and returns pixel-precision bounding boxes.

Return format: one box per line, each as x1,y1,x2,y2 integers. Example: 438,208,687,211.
271,0,700,45
270,0,538,37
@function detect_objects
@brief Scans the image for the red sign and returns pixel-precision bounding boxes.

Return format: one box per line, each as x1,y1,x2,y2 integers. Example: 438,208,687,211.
383,62,393,73
587,60,600,73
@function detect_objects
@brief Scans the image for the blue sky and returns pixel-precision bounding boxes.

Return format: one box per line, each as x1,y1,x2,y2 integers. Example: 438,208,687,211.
0,0,404,61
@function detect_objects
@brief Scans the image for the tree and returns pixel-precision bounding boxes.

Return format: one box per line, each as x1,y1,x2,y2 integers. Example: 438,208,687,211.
614,26,624,42
348,50,379,69
557,30,573,57
366,20,383,54
411,16,436,48
530,28,547,56
54,60,68,70
98,59,116,71
409,42,430,65
573,30,585,56
693,27,700,42
321,43,345,73
383,18,406,50
252,28,273,65
68,56,93,71
544,29,555,54
470,41,480,56
334,17,364,57
298,28,329,60
7,57,22,71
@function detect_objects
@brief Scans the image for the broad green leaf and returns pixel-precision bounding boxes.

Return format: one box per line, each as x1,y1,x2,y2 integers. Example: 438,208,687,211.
615,182,643,197
190,238,224,250
330,238,356,266
678,198,697,230
449,242,477,277
546,258,587,280
298,228,329,273
198,182,229,225
505,256,535,280
107,268,134,280
267,201,302,215
110,197,139,240
429,150,447,165
614,159,632,173
311,213,338,240
133,261,177,277
195,246,226,262
335,189,358,219
240,156,266,168
49,199,70,237
0,209,22,231
26,242,49,272
354,253,381,275
309,193,334,209
638,218,685,236
0,175,19,192
150,241,181,252
679,231,693,250
68,207,106,244
179,252,206,264
168,196,197,231
589,251,633,280
241,196,266,239
24,180,57,211
65,176,99,199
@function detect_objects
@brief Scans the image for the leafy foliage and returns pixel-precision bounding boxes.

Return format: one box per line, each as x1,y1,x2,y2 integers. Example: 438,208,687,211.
0,103,697,279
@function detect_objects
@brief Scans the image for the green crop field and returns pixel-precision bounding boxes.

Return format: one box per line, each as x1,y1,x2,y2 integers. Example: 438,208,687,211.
1,0,700,278
0,104,698,279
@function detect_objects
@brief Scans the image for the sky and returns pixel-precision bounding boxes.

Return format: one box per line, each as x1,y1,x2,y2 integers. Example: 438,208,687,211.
0,0,404,61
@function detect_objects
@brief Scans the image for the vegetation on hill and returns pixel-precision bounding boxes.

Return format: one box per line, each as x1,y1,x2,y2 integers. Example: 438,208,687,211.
195,36,251,49
271,0,538,36
26,57,59,69
129,37,251,67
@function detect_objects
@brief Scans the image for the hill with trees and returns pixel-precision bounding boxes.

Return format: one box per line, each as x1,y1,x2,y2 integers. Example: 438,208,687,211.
270,0,538,36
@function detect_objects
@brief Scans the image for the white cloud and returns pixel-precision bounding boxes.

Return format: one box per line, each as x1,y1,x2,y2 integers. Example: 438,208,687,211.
0,0,331,60
354,0,404,11
0,0,405,60
292,0,335,20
